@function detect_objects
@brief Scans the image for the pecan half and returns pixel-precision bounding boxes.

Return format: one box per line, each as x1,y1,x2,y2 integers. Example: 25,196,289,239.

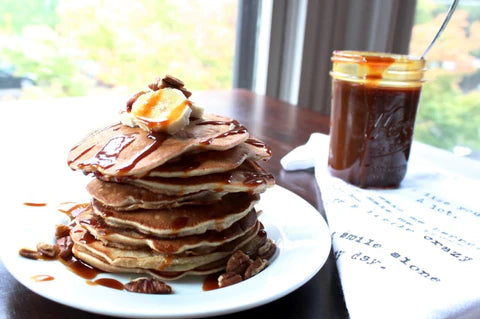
226,250,252,275
218,272,243,288
148,77,162,91
55,224,71,239
124,277,172,294
56,236,73,259
244,258,269,279
176,86,192,98
242,229,268,259
148,75,192,98
257,239,276,260
19,248,39,260
37,242,58,258
162,74,185,88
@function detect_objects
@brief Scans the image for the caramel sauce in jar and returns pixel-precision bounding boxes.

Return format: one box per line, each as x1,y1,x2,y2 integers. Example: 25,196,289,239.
329,51,425,188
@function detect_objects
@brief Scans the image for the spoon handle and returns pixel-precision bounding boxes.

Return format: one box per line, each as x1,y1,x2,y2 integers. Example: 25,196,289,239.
421,0,459,59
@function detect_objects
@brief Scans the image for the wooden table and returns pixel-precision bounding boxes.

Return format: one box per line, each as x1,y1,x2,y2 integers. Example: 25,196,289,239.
0,89,348,319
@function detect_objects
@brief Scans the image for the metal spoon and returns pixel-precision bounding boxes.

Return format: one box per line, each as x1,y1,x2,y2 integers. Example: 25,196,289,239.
421,0,459,59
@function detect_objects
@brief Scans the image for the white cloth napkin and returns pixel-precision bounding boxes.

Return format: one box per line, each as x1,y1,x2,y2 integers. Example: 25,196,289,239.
281,133,480,319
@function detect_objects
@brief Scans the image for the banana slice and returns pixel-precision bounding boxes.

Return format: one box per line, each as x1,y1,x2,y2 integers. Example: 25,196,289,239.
121,88,200,134
190,101,204,118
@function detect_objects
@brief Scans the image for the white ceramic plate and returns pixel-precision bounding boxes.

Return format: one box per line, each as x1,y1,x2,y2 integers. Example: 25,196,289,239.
1,185,331,318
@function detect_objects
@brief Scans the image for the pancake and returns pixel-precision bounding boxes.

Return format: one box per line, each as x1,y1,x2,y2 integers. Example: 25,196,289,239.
92,192,259,237
87,179,224,210
77,207,258,254
71,223,268,280
147,138,271,178
70,221,260,272
121,160,275,196
72,244,227,280
68,114,249,178
65,81,277,283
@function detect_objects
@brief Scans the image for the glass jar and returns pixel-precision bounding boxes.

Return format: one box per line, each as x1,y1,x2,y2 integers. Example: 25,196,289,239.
328,51,426,188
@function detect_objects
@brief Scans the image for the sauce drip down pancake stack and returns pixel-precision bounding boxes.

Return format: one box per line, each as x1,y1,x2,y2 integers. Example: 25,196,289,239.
67,110,276,280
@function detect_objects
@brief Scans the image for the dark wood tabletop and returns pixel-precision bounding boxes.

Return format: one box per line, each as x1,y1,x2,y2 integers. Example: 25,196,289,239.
0,89,348,319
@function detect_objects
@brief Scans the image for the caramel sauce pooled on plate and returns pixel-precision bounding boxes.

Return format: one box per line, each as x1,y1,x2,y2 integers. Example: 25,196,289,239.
87,278,124,290
58,255,103,280
31,275,54,282
23,202,47,207
202,273,220,291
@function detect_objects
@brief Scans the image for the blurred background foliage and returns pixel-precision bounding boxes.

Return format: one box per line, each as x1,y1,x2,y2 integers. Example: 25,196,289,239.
0,0,479,154
410,0,480,153
0,0,237,98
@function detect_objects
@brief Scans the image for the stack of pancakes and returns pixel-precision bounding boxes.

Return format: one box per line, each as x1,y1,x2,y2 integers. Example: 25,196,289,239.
67,114,275,280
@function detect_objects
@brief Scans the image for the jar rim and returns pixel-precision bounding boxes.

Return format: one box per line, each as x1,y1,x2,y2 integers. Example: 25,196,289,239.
332,50,425,69
330,50,426,87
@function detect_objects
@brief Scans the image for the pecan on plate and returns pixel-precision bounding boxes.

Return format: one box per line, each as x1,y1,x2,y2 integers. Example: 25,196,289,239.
19,248,40,260
226,250,252,275
56,236,73,259
125,277,172,294
55,224,71,239
244,258,269,279
257,239,277,260
218,272,243,288
37,242,58,258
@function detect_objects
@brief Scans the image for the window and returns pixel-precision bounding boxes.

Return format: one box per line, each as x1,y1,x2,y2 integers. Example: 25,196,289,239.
410,0,480,158
244,0,479,159
0,0,238,100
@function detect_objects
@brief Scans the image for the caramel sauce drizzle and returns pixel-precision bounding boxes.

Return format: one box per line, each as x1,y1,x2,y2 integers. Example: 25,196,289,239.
68,123,124,165
243,172,272,186
363,56,395,83
68,144,95,166
196,120,248,145
79,215,110,236
133,89,164,118
116,132,167,175
58,255,103,280
135,100,191,131
156,255,174,271
202,273,220,291
87,278,124,290
31,275,54,282
57,202,90,220
79,134,138,170
112,123,123,131
23,202,47,207
78,231,97,245
245,138,272,157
